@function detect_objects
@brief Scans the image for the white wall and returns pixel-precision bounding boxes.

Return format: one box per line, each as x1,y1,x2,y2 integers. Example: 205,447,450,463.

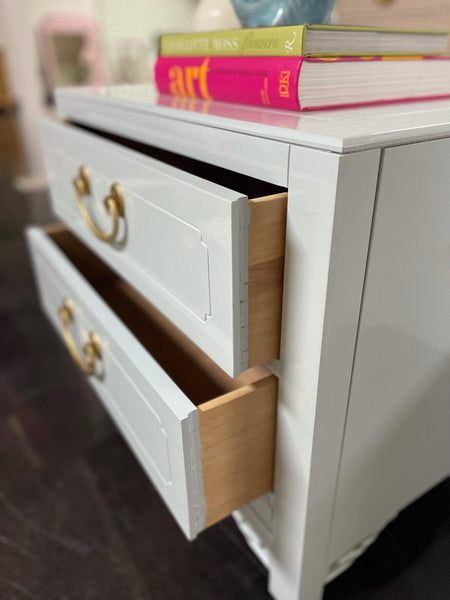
93,0,197,83
0,0,200,177
0,0,46,179
0,0,95,181
335,0,450,29
23,0,96,105
27,0,94,28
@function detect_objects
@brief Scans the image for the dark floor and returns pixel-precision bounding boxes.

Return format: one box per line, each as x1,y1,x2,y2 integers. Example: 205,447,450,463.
0,170,449,600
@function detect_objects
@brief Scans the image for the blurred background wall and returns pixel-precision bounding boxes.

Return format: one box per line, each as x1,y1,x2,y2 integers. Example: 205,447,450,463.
0,0,196,187
96,0,197,84
0,0,450,186
336,0,450,29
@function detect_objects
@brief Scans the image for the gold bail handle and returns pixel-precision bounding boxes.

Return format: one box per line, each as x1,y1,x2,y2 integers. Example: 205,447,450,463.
58,298,101,375
73,165,124,243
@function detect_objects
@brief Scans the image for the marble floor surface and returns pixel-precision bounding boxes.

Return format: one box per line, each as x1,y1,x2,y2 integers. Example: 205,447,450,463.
0,172,448,600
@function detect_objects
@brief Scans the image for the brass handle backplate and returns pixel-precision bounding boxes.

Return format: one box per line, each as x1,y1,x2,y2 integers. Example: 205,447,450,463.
58,298,101,375
73,165,124,243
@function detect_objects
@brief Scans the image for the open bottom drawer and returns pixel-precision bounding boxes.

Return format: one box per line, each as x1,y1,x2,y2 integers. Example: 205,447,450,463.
26,225,277,539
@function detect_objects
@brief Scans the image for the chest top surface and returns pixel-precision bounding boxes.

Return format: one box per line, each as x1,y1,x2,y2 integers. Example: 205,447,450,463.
55,85,450,154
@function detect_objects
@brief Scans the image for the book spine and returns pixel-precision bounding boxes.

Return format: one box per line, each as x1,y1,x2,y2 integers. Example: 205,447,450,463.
159,26,306,57
154,56,303,111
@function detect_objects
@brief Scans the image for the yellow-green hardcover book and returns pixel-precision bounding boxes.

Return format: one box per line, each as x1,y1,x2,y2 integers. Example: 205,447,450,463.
159,24,449,57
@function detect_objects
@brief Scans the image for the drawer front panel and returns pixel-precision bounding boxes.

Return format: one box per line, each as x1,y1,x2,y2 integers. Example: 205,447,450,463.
38,257,173,484
26,226,201,537
26,226,277,539
40,120,248,376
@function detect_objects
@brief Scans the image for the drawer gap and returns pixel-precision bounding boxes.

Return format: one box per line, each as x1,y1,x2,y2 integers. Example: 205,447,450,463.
70,122,286,200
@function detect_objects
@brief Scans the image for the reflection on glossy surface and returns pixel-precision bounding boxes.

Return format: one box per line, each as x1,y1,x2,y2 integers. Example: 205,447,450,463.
57,84,450,152
157,93,302,128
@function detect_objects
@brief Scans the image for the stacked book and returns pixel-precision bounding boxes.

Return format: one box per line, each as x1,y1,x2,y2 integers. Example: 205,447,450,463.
154,24,450,112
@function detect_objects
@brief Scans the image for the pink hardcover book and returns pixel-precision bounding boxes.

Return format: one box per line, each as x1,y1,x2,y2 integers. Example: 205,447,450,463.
154,55,450,112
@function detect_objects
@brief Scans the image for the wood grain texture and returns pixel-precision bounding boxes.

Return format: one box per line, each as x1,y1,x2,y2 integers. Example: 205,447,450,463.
198,375,278,528
248,193,287,367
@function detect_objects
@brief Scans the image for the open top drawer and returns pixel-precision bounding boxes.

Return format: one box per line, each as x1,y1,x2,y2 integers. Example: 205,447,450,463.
40,120,287,376
26,225,277,539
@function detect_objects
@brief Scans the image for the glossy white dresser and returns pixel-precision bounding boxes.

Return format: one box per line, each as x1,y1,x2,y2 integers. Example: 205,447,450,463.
27,89,450,600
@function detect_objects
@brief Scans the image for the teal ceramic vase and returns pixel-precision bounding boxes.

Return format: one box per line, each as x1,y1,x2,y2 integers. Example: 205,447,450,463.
230,0,336,27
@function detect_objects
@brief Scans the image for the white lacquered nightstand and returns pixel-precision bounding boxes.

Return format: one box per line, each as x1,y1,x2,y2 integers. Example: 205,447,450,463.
27,88,450,600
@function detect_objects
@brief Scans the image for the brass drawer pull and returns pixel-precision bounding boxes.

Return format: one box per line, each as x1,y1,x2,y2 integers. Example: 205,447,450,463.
58,298,101,374
73,165,124,243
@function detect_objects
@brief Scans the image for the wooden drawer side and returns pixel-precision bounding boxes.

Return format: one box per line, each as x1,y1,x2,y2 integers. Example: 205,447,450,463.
198,375,278,528
247,193,288,367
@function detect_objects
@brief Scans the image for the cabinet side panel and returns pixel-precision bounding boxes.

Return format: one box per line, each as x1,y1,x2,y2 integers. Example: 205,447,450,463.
328,138,450,563
269,147,380,600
